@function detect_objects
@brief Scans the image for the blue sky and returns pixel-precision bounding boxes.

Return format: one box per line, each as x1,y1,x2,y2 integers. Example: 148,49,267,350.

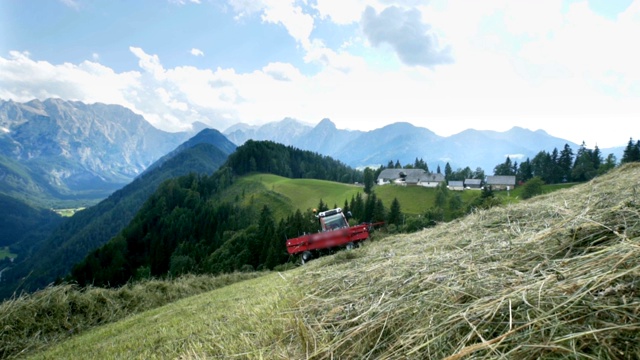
1,0,638,149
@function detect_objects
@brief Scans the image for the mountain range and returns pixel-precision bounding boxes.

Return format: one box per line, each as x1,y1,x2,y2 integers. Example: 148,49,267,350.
223,118,623,173
1,98,620,211
0,98,195,207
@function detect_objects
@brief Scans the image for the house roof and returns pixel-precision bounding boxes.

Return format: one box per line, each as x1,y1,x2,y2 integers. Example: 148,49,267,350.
448,180,464,187
486,175,516,186
421,173,445,182
377,169,443,184
465,179,482,185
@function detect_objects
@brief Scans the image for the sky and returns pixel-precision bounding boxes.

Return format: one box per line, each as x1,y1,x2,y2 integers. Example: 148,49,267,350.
1,0,638,149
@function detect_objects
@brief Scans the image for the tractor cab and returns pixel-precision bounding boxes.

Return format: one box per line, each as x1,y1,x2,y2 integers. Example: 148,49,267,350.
317,208,350,232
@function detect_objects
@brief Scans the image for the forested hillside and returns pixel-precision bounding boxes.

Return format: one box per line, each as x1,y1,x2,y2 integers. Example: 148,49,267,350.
0,138,233,299
71,141,365,287
0,194,62,263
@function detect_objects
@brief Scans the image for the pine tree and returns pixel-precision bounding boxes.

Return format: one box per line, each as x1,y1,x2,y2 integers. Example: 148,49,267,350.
493,156,515,176
387,197,402,226
373,198,386,223
599,153,617,175
317,199,328,212
350,192,364,221
517,158,533,183
472,167,485,180
531,150,552,183
434,182,449,209
572,142,597,182
558,144,574,182
363,167,375,194
364,192,377,222
592,145,602,171
444,162,453,180
622,138,640,163
257,205,276,266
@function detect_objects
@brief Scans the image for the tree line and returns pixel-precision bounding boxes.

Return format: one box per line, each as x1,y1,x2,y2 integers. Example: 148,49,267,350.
493,139,640,184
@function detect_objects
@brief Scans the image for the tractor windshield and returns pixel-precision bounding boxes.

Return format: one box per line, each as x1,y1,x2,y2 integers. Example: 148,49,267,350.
321,213,348,231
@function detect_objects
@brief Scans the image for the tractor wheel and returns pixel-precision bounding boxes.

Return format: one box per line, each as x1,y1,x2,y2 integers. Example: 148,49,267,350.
346,242,355,250
301,251,313,265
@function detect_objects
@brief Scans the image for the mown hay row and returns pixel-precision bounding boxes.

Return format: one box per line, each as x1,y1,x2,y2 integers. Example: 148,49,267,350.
0,272,265,359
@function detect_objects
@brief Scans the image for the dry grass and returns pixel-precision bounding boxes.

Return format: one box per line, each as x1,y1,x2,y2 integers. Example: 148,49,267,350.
0,272,265,359
30,272,301,360
292,163,640,359
10,164,640,359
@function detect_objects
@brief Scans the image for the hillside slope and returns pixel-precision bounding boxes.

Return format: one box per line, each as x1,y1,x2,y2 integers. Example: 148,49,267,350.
0,131,234,299
0,194,61,250
31,163,640,359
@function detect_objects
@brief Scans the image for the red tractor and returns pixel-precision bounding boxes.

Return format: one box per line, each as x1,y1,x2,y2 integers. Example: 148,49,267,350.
286,207,378,264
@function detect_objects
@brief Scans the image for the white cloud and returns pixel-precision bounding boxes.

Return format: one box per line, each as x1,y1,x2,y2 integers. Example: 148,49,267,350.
0,51,140,111
313,0,370,24
169,0,201,5
361,5,453,67
59,0,80,9
190,48,204,57
262,62,302,81
2,1,640,149
130,46,166,81
506,154,526,160
227,0,314,48
304,40,366,72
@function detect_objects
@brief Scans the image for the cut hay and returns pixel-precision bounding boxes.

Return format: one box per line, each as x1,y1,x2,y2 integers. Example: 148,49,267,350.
0,272,265,359
293,163,640,359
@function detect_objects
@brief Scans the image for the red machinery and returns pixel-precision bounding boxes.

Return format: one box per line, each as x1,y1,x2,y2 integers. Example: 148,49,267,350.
286,207,377,263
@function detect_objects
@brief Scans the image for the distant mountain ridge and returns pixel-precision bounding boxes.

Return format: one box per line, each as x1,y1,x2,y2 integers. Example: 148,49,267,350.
0,98,194,207
224,118,622,173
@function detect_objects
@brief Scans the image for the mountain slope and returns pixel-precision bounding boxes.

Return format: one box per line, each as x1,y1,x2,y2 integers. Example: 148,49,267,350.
0,130,235,299
0,98,193,206
223,118,313,146
0,155,59,206
0,194,62,250
144,128,236,174
24,163,640,359
336,121,440,165
291,118,364,155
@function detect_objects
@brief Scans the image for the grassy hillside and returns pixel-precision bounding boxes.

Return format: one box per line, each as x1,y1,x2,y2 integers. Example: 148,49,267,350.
224,173,479,217
221,174,366,219
225,173,574,218
15,163,639,359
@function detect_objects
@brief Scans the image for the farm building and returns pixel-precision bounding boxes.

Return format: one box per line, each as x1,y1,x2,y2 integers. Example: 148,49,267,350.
464,179,482,189
418,173,446,188
377,169,445,187
485,175,516,190
448,180,465,190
